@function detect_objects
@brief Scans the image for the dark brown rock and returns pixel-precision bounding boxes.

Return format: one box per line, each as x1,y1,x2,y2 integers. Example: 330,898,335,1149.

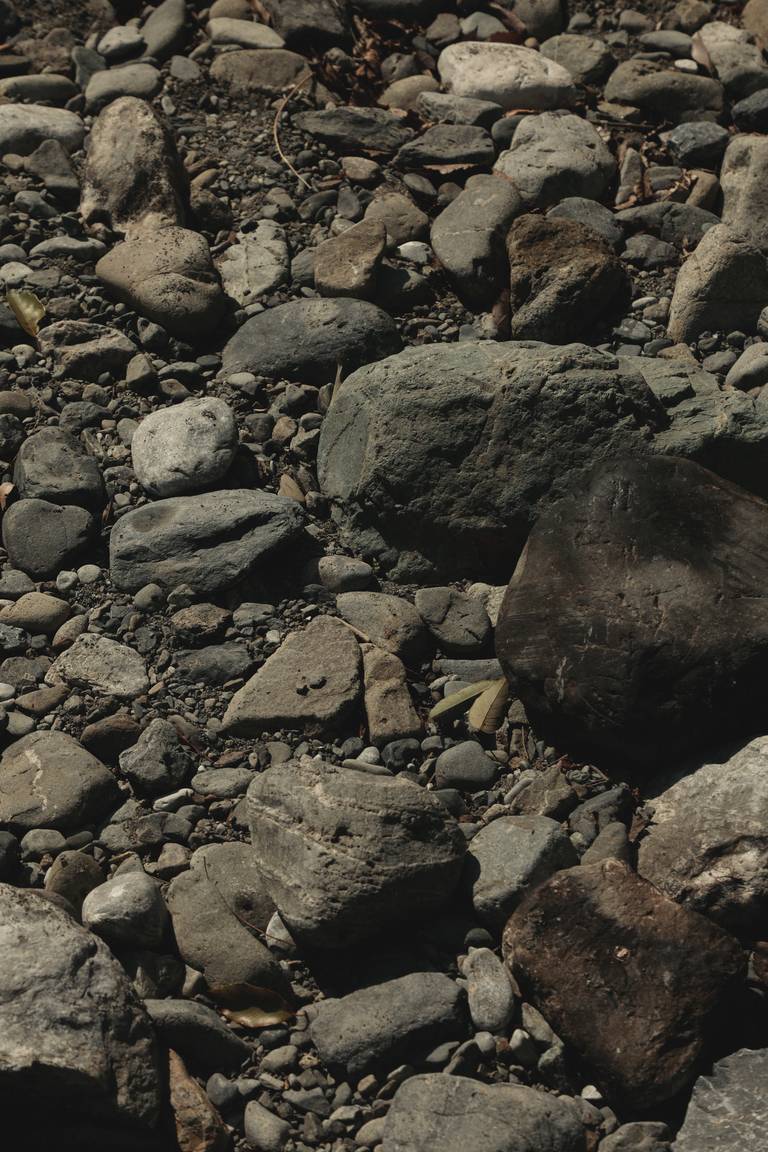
502,859,745,1109
496,456,768,766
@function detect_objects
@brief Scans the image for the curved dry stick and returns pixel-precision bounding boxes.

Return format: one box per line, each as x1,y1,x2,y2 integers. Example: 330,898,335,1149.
273,72,313,190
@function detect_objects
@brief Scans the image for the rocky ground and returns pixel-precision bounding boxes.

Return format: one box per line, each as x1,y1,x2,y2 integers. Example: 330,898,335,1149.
0,0,766,1148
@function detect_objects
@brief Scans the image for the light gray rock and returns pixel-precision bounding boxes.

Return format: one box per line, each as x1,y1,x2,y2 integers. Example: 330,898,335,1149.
416,91,503,127
539,33,615,85
80,96,187,236
222,616,362,736
209,47,310,95
336,591,429,663
82,871,168,950
494,111,615,209
467,815,579,931
247,759,466,947
0,104,85,155
364,190,429,249
437,42,576,111
462,947,516,1033
311,973,468,1076
667,225,768,340
0,885,161,1137
721,134,768,252
218,221,289,303
0,731,119,833
38,320,137,382
675,1048,768,1151
85,63,163,111
724,342,768,390
638,736,768,933
362,643,421,744
207,16,284,47
96,226,225,341
48,634,148,699
693,20,768,99
109,489,304,593
383,1075,584,1152
131,397,237,497
314,218,386,300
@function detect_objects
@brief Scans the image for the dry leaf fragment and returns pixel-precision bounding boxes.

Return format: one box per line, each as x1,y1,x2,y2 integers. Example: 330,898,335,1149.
468,677,510,734
6,289,45,340
429,679,498,722
207,982,294,1029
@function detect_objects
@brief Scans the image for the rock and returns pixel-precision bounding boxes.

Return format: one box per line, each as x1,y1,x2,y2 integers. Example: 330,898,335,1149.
85,63,163,112
175,643,252,686
675,1048,768,1151
721,135,768,252
80,96,187,236
82,871,168,950
0,103,84,155
416,91,503,127
732,87,768,131
539,33,615,85
638,736,768,933
44,849,103,910
380,74,439,111
665,120,729,168
131,397,237,497
110,489,304,593
0,885,161,1138
434,742,498,792
318,341,663,580
169,1049,230,1152
693,21,768,99
119,718,192,796
395,124,495,169
462,947,516,1033
14,427,105,510
437,42,576,111
336,591,429,662
217,221,289,303
362,643,421,744
494,112,616,209
26,138,79,204
222,616,362,736
207,16,284,47
724,342,768,390
0,731,119,832
311,973,468,1076
140,0,187,59
0,591,69,633
507,215,630,342
314,219,386,299
604,59,723,120
467,815,578,931
246,760,466,947
317,555,373,591
98,26,146,60
430,174,522,309
209,48,310,95
260,0,351,51
615,201,718,249
96,227,225,342
38,320,137,382
503,860,745,1109
222,298,402,383
2,500,94,580
48,634,148,699
295,107,414,154
244,1101,291,1152
144,999,250,1076
668,225,768,341
383,1075,584,1152
496,455,768,765
547,197,623,249
364,190,429,249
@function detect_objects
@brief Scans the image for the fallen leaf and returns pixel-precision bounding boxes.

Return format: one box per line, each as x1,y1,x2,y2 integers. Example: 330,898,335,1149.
0,482,15,511
429,679,499,721
6,289,45,340
468,677,510,734
207,982,294,1029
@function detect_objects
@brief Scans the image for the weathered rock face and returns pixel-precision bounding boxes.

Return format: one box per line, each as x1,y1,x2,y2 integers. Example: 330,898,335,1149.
675,1047,768,1151
496,455,768,766
246,760,466,948
0,731,119,832
383,1075,585,1152
604,58,723,120
638,736,768,933
0,885,162,1135
14,427,105,511
109,489,305,593
720,134,768,252
317,342,663,580
80,96,187,236
668,224,768,341
495,112,615,209
437,42,577,110
503,860,745,1110
130,397,237,497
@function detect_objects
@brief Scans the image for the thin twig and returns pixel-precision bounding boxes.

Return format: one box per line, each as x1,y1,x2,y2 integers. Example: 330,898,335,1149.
273,73,313,190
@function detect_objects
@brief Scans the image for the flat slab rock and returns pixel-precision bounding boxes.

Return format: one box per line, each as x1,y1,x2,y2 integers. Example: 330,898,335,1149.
675,1047,768,1151
246,759,466,948
503,859,745,1110
382,1074,585,1152
222,616,362,736
47,633,149,699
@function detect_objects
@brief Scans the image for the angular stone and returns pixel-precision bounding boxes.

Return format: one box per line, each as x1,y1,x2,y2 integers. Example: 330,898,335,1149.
311,973,468,1077
2,499,95,580
437,42,576,111
314,219,386,300
721,134,768,252
38,320,137,382
494,111,615,209
169,1050,230,1152
0,731,119,833
364,190,429,249
395,124,495,169
336,591,429,663
48,634,149,699
222,298,402,383
693,20,768,99
26,138,79,203
118,719,192,797
222,616,362,736
0,103,84,155
638,735,768,933
85,63,162,112
261,0,351,51
416,91,503,127
131,397,237,497
415,587,491,655
503,860,745,1109
143,999,249,1076
539,33,615,85
109,490,304,593
96,227,225,342
14,427,105,511
675,1048,768,1151
0,885,161,1139
362,643,421,744
294,107,415,154
80,96,187,237
217,221,289,303
668,224,768,341
209,48,310,94
247,760,466,947
496,455,768,765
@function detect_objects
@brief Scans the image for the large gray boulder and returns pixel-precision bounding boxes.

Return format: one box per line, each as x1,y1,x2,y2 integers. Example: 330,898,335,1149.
80,97,187,237
0,885,161,1140
675,1048,768,1151
0,731,119,833
109,489,304,593
494,111,615,209
221,297,402,383
317,341,663,580
668,225,768,341
247,760,466,948
638,736,768,933
383,1075,585,1152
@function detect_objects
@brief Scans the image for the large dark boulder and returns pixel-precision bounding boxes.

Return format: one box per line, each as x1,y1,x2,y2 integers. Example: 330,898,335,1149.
496,456,768,766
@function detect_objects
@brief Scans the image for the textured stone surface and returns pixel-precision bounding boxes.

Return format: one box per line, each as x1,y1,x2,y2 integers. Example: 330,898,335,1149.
437,42,576,110
495,112,615,209
0,731,118,832
131,397,237,497
675,1048,768,1151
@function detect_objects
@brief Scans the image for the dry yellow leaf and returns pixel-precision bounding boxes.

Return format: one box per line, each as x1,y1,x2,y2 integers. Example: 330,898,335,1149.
429,679,498,722
468,677,510,734
6,289,45,339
